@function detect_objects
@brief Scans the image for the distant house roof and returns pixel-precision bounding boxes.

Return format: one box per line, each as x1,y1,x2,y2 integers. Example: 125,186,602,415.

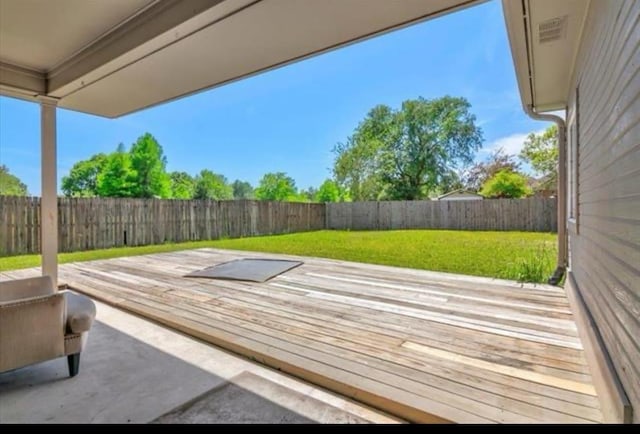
436,189,484,200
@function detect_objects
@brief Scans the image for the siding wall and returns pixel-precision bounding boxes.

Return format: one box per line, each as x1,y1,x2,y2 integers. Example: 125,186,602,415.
566,0,640,422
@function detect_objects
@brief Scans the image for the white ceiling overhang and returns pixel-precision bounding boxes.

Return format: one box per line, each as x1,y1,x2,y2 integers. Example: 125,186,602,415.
0,0,483,118
502,0,590,112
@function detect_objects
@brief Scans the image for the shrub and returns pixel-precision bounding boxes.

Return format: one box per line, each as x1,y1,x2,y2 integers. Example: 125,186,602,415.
502,244,554,283
480,169,532,198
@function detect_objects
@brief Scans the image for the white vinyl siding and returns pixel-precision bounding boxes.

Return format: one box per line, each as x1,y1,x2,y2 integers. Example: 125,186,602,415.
566,0,640,422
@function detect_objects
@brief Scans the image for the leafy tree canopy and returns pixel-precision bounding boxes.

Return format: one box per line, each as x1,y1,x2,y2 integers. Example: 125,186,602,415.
232,180,254,199
0,165,28,196
333,106,392,201
333,96,483,200
96,144,136,197
315,179,347,203
519,125,558,191
61,153,108,197
129,133,171,198
480,169,532,199
193,169,233,200
255,172,297,201
169,171,195,199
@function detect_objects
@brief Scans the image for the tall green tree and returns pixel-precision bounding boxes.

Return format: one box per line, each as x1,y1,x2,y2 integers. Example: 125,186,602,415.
480,169,532,199
333,106,392,201
232,180,254,199
96,144,136,197
333,96,483,200
255,172,297,201
61,153,108,197
519,125,558,191
129,133,171,198
193,170,233,200
0,165,28,196
169,171,195,199
315,179,343,203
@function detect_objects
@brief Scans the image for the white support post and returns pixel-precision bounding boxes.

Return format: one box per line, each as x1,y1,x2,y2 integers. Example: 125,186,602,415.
38,96,59,286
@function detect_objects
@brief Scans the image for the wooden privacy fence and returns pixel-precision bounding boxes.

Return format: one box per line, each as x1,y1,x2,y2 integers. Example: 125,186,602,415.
327,197,557,232
0,197,325,256
0,196,556,256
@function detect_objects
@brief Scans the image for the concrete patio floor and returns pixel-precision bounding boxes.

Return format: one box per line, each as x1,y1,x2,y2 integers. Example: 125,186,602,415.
0,299,400,424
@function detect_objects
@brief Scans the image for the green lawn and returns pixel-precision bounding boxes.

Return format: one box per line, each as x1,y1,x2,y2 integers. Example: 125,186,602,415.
0,230,557,282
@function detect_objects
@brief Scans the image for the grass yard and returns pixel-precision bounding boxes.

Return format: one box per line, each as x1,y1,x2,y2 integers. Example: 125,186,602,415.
0,230,557,282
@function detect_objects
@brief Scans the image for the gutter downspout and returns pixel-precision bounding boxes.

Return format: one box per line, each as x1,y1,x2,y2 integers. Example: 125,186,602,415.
524,104,567,285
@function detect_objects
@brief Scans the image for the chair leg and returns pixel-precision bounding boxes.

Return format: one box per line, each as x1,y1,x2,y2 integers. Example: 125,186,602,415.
67,353,80,377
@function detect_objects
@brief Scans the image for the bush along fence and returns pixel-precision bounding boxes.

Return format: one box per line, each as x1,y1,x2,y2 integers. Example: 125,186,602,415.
0,196,556,256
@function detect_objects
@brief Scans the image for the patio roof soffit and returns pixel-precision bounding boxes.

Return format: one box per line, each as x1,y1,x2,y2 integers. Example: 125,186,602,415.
0,0,483,118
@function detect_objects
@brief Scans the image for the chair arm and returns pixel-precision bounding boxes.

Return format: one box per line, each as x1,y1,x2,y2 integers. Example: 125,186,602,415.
63,291,96,334
0,292,66,373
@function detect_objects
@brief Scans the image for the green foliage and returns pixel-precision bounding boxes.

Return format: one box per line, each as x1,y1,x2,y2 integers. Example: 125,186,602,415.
519,125,558,190
255,172,297,201
96,145,137,197
503,245,555,283
0,230,557,283
315,179,343,203
232,180,254,199
193,169,233,200
384,97,483,200
480,169,532,199
61,153,108,197
288,193,311,203
431,170,464,197
129,133,171,198
300,186,318,202
463,148,521,192
333,96,483,200
169,171,195,199
333,106,393,201
0,165,28,196
62,134,173,199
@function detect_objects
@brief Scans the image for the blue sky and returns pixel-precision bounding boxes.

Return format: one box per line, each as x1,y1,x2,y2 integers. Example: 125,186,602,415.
0,0,551,196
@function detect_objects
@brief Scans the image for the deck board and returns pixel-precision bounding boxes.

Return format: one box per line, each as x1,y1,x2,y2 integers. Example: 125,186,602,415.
1,248,603,423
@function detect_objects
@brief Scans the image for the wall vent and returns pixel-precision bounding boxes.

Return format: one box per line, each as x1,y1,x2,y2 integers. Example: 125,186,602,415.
538,16,567,44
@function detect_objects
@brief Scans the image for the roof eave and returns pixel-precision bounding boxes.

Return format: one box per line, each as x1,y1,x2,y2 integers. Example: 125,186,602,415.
503,0,591,114
502,0,533,111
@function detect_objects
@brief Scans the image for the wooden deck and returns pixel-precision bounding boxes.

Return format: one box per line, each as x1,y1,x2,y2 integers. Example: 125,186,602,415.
1,249,603,423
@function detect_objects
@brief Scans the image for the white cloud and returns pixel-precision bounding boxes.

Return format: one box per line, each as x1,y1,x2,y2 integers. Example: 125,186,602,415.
481,129,546,156
482,133,529,155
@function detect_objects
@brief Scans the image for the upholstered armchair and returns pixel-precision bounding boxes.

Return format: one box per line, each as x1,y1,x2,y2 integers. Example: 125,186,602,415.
0,276,96,377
